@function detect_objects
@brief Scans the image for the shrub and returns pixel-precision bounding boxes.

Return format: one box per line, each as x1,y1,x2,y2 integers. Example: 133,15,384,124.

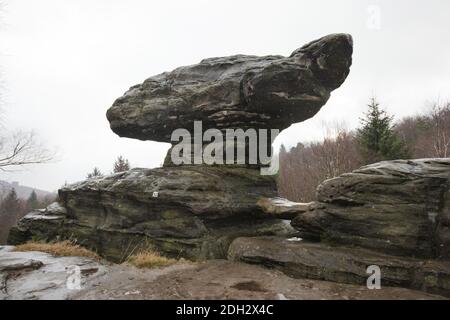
14,240,100,260
126,249,178,269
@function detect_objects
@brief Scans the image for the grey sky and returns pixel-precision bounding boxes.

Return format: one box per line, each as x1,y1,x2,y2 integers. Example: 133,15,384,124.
1,0,449,191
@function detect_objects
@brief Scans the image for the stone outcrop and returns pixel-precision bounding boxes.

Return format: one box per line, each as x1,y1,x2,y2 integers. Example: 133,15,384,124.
228,236,450,297
9,34,353,262
2,246,443,300
230,159,450,297
291,158,450,259
9,167,294,261
6,32,450,299
107,34,353,166
106,34,353,143
0,246,106,300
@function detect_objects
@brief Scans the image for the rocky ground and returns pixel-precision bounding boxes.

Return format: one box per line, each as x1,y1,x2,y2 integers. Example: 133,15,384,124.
0,246,446,300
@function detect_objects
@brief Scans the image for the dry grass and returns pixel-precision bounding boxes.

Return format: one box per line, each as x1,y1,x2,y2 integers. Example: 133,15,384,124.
14,241,100,260
126,249,178,269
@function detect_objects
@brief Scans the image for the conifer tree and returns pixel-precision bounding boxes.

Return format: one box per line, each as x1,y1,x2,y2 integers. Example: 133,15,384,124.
27,190,39,210
0,188,20,221
87,167,103,179
113,156,130,173
356,97,410,163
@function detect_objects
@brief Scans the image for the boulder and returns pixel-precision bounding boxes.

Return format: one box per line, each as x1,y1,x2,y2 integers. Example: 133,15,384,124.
228,236,450,297
106,34,353,166
291,159,450,259
107,34,353,166
9,167,294,261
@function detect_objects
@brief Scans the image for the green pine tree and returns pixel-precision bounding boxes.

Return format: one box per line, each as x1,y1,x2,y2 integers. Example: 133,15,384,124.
27,190,40,210
0,188,22,243
87,167,103,179
0,188,21,221
356,97,410,164
113,156,130,173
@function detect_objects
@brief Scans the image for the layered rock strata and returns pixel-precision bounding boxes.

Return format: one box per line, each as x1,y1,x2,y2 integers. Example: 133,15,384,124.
9,34,353,261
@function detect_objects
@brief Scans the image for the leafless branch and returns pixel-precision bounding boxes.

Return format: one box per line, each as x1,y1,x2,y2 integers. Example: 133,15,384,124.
0,130,54,171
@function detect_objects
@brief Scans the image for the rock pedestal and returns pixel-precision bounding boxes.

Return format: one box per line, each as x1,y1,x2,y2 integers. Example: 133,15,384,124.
8,34,353,262
9,167,294,261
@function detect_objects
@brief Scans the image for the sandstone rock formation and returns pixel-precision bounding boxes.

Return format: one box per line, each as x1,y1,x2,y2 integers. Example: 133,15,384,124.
230,159,450,297
292,158,450,259
106,34,353,143
9,34,353,262
6,31,450,298
229,236,450,297
108,34,353,166
9,167,294,261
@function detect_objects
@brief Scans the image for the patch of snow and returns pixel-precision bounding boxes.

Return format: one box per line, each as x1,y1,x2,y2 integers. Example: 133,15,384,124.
270,197,301,207
124,290,141,296
276,293,289,300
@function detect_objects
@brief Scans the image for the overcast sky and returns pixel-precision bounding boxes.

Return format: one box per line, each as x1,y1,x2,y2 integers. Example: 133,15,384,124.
0,0,449,191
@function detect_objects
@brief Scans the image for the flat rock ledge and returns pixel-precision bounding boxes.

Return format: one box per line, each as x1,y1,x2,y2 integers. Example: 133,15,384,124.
0,246,107,300
1,246,445,300
228,236,450,298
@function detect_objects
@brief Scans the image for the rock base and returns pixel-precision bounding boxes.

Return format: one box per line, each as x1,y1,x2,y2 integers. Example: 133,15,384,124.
1,246,445,300
8,166,294,262
228,236,450,297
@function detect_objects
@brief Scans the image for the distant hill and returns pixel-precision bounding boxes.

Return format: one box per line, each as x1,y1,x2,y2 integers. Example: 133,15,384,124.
0,180,56,200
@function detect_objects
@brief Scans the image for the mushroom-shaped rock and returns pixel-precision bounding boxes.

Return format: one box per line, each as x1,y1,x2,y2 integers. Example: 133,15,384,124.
106,34,353,143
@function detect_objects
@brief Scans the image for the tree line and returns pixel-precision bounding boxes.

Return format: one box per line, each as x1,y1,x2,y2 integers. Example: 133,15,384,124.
86,155,130,178
0,189,55,243
278,98,450,202
0,155,131,243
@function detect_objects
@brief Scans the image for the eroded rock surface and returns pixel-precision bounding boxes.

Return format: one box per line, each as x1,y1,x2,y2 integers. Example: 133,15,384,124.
106,34,353,143
9,34,354,261
291,159,450,259
74,259,446,300
9,167,294,261
1,247,444,300
227,159,450,298
0,246,107,300
228,236,450,297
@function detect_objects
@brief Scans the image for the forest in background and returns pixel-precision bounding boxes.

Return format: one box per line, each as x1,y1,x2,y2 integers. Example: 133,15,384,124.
278,98,450,202
0,189,54,243
0,156,131,243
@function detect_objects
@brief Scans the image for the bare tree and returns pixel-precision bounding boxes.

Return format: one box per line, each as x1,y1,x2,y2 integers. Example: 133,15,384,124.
396,101,450,158
278,124,362,202
429,102,450,157
0,131,54,171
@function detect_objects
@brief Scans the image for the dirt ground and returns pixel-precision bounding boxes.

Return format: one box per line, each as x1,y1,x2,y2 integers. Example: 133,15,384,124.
72,260,445,300
1,246,445,300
